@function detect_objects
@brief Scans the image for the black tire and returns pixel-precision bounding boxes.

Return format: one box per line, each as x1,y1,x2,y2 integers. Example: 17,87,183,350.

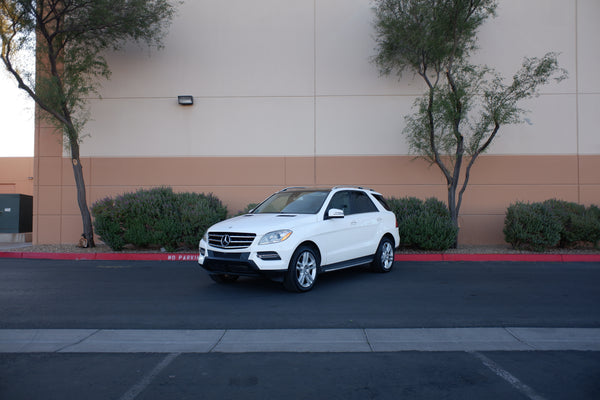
209,274,240,284
283,245,319,292
371,237,395,273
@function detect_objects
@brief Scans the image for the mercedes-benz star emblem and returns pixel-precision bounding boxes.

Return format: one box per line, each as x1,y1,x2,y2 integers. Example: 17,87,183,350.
221,235,231,247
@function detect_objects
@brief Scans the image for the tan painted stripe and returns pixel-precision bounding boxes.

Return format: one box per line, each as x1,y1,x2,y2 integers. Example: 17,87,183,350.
32,154,600,245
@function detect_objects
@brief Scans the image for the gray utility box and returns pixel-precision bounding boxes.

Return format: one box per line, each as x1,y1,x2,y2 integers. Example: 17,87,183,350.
0,194,33,233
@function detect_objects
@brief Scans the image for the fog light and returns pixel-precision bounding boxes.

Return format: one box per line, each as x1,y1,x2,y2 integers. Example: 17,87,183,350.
257,251,281,260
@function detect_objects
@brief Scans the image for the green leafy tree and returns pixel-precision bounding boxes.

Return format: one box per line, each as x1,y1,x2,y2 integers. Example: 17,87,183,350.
372,0,567,245
1,0,177,246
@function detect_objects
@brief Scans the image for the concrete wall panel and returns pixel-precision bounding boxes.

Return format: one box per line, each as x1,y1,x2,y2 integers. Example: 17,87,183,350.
83,97,315,157
98,0,315,98
315,0,423,96
473,0,576,94
316,96,413,156
487,95,578,155
579,94,600,155
578,0,600,92
0,158,33,195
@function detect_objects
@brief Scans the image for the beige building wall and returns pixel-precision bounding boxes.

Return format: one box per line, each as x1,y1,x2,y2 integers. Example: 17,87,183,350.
0,158,34,195
33,0,600,245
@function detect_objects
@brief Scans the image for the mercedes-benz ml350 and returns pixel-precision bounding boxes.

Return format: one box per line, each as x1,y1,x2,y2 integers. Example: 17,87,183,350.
198,186,400,292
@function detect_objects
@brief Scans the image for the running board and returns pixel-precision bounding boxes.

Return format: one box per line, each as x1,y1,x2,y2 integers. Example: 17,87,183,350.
321,255,374,273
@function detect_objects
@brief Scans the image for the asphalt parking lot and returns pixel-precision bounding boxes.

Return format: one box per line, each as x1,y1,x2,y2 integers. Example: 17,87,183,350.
1,258,599,399
2,351,599,400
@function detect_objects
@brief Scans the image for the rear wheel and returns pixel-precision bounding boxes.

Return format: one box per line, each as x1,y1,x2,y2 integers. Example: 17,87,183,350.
371,237,394,273
284,245,319,292
209,274,240,284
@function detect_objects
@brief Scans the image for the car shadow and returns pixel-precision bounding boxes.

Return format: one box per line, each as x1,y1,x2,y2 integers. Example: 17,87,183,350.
202,263,392,294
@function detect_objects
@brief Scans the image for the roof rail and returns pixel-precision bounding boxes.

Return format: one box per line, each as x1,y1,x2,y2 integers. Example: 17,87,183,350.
332,185,375,191
280,186,376,192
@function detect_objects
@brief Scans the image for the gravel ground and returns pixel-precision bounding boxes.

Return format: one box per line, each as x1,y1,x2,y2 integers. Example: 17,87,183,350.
1,242,598,255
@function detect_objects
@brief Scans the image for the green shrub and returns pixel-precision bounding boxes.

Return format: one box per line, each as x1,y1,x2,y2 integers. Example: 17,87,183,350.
571,206,600,248
588,205,600,248
542,199,586,247
176,192,229,249
504,199,600,251
92,187,227,251
423,197,451,217
91,197,126,251
117,187,180,249
386,197,458,251
387,196,422,217
503,202,561,251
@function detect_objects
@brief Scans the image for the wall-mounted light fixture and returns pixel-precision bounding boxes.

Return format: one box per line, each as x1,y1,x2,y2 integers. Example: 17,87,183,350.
177,95,194,106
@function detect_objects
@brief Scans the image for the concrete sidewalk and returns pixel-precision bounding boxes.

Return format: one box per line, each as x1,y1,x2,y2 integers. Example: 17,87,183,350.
2,328,599,353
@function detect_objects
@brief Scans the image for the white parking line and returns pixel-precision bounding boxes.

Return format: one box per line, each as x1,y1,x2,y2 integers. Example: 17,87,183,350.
118,352,180,400
470,351,547,400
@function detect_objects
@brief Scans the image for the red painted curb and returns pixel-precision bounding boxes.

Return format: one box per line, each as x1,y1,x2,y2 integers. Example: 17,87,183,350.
395,253,600,262
562,254,600,262
394,254,444,262
441,253,564,262
1,251,599,262
0,252,199,261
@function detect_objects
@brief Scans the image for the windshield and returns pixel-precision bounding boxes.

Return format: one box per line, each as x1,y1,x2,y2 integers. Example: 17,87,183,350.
253,190,329,214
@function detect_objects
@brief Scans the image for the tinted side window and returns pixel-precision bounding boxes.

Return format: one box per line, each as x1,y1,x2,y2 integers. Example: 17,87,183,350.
327,191,352,215
351,191,378,214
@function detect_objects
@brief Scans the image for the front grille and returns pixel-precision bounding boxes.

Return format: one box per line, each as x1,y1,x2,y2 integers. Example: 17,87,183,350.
208,232,256,249
209,251,248,259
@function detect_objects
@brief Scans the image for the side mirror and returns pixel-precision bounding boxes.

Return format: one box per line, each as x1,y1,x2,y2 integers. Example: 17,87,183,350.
326,208,344,219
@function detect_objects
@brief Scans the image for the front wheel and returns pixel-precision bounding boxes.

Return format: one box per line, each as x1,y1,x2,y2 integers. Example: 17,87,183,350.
283,245,319,292
371,237,395,273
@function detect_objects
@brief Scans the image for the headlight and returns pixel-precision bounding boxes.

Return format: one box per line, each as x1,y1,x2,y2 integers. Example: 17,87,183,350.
201,232,208,244
259,230,292,245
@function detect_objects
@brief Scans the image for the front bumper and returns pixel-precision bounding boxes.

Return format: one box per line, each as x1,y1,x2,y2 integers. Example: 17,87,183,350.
198,241,288,281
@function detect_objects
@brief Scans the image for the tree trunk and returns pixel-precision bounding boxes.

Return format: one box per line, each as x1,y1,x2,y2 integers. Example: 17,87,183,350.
67,129,95,248
447,181,459,248
71,156,95,247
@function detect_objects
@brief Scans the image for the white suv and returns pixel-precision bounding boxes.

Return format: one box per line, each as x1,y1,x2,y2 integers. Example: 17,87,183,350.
198,186,400,292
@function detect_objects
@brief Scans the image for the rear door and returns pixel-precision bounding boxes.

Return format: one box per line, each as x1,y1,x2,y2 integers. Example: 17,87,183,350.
347,191,381,256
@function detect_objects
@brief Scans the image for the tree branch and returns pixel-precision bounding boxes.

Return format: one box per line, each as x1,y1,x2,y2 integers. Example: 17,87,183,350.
457,120,500,213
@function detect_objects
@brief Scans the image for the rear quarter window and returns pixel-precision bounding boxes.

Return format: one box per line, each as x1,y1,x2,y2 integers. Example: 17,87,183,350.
372,194,392,211
352,191,378,214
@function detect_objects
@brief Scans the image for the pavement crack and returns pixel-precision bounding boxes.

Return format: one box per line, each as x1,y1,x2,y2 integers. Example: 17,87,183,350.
208,329,227,353
362,329,374,352
504,327,537,350
55,329,101,353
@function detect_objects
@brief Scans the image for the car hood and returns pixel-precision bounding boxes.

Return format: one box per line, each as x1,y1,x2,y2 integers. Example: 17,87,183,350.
208,213,319,235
